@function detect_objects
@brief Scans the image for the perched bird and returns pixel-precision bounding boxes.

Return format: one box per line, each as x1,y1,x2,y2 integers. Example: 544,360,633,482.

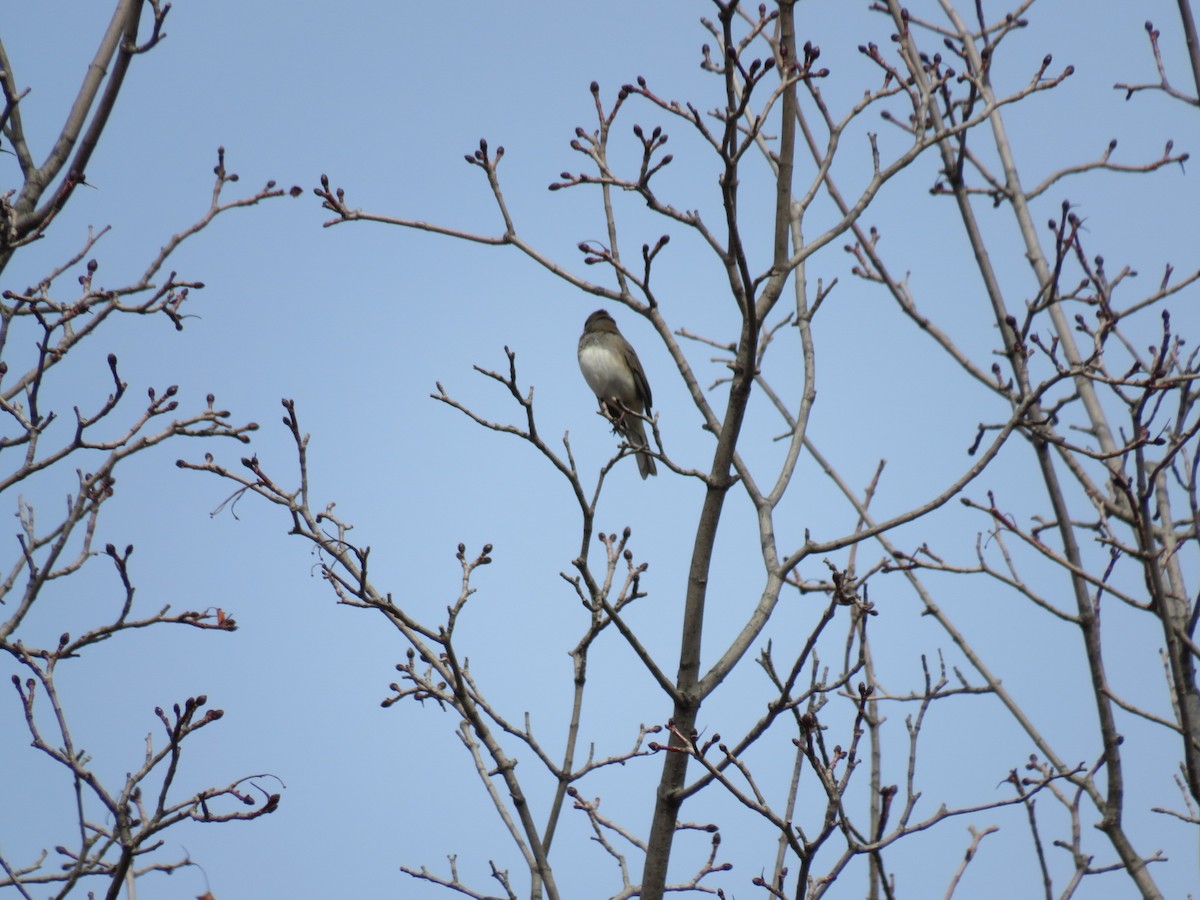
578,309,658,478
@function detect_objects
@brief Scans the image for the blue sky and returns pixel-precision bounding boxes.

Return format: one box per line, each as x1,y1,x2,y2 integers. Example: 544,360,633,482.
2,2,1199,897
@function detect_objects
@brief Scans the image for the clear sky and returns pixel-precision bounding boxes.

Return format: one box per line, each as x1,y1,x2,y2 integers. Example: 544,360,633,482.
2,2,1198,897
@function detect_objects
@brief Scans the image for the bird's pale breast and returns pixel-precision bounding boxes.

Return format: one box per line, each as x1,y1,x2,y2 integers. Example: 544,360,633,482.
579,342,638,406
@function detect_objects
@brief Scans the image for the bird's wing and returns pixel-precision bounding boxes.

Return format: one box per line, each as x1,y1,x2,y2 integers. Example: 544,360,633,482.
626,343,653,411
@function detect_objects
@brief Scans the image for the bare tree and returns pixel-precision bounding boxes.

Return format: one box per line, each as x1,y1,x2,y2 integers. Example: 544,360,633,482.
186,1,1197,898
0,3,287,896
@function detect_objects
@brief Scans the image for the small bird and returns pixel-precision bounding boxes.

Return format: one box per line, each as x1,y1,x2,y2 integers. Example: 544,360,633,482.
578,309,657,478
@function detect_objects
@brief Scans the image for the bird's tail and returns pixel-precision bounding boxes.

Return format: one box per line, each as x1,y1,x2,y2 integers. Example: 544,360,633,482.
625,418,658,479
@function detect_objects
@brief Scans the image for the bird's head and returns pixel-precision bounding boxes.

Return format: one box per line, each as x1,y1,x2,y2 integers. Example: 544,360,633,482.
584,309,620,334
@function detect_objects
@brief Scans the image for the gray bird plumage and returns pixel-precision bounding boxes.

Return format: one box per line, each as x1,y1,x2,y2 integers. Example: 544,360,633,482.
578,309,657,478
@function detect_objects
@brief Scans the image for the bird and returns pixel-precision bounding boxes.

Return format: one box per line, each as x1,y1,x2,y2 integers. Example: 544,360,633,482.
578,309,658,478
